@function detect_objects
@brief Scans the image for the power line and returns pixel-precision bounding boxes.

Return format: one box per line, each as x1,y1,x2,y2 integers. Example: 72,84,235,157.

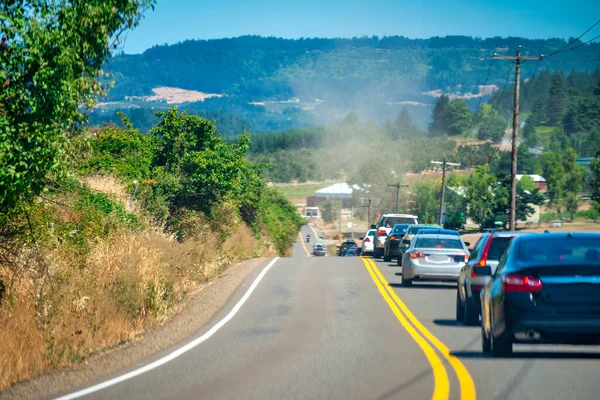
556,32,600,53
546,18,600,57
546,56,600,64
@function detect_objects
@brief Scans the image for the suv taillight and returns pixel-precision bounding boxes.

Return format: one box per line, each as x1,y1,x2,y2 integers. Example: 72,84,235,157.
364,237,370,243
502,274,543,293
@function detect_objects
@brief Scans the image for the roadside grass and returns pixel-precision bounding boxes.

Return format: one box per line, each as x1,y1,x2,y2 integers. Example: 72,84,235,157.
0,176,277,390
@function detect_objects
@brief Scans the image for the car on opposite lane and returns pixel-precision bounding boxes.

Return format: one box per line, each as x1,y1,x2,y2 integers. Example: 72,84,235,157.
360,229,376,256
373,213,419,259
313,243,326,257
481,232,600,357
401,233,470,286
383,224,410,262
456,231,531,325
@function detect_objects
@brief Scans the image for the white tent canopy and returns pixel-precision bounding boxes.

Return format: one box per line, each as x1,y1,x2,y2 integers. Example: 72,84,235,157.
315,182,358,199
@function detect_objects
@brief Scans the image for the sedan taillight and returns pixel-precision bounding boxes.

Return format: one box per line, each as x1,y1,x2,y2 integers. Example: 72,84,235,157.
378,229,387,236
410,251,426,259
501,274,543,293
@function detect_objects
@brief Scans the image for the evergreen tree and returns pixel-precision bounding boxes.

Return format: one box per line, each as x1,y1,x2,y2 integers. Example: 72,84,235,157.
428,94,450,137
446,99,472,136
547,72,568,126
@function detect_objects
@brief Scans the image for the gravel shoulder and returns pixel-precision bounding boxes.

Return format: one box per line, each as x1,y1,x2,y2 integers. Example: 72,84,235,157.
1,258,271,400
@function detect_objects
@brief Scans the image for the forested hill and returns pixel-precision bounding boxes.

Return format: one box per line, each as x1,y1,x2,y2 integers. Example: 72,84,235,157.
96,35,600,133
109,35,600,100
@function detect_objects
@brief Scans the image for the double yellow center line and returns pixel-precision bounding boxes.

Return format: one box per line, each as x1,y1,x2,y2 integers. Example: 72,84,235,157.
360,257,476,400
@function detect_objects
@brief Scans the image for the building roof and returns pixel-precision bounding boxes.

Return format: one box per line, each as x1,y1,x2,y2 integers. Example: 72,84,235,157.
516,174,546,183
315,182,358,198
576,157,594,166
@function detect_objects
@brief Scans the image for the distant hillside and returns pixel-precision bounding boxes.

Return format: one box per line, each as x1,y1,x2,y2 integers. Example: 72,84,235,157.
99,35,600,132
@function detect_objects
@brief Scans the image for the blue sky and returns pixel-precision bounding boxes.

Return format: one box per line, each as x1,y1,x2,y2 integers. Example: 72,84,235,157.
121,0,600,54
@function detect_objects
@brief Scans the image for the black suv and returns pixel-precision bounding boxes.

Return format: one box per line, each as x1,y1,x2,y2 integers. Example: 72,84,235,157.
383,224,410,262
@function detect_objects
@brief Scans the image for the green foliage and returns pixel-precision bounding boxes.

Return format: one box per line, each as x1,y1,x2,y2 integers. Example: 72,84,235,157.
409,183,440,224
429,95,451,136
590,149,600,214
319,199,341,224
260,189,305,255
81,115,157,180
446,99,473,136
0,0,154,213
541,151,565,213
464,166,500,226
547,72,568,126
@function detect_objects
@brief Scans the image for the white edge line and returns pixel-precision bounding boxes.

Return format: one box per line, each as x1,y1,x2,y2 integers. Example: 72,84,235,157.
55,257,280,400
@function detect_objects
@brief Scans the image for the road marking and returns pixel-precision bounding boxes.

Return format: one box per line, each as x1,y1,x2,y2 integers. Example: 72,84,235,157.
299,232,311,257
360,257,450,400
366,258,476,400
55,258,281,400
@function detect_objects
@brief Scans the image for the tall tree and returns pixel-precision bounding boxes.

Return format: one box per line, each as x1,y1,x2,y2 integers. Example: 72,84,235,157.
542,151,566,213
446,99,473,136
547,72,568,126
0,0,155,212
591,149,600,215
562,148,584,220
465,166,498,227
428,94,450,137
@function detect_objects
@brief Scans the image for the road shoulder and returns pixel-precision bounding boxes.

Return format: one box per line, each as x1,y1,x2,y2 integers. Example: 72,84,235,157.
1,258,271,400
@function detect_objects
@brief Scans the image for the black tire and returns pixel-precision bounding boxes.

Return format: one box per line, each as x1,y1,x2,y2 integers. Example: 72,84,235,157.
402,273,412,286
490,333,513,357
397,256,402,266
481,325,491,354
374,248,383,259
456,290,465,322
383,252,392,262
464,297,479,326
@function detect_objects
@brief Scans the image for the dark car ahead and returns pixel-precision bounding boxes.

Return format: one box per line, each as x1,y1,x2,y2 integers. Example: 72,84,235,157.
338,240,358,256
383,224,410,262
457,231,533,325
344,246,362,257
481,232,600,357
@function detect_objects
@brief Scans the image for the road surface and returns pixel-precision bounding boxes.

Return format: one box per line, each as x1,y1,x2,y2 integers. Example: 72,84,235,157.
54,225,600,400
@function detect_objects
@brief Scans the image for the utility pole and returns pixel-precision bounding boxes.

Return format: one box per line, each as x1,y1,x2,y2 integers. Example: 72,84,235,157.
431,159,460,226
388,183,408,213
494,46,544,230
367,197,372,227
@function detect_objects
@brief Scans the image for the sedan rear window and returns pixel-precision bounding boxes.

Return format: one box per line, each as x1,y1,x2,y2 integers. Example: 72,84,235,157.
518,238,600,264
415,238,463,249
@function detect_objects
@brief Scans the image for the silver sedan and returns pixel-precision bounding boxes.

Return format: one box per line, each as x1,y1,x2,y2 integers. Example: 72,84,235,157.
401,234,470,286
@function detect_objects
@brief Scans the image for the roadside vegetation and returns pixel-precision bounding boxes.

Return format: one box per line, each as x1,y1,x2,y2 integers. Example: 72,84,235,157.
0,1,303,390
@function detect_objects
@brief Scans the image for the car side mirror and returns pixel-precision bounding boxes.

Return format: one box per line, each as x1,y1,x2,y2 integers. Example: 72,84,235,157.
370,224,376,229
464,241,471,247
479,266,492,276
402,239,410,245
359,237,364,240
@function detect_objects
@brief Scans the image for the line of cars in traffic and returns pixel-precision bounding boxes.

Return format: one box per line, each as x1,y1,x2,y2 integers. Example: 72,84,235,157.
362,213,600,357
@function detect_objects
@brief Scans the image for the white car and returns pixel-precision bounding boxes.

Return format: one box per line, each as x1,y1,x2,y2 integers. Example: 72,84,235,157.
373,213,419,259
360,229,376,255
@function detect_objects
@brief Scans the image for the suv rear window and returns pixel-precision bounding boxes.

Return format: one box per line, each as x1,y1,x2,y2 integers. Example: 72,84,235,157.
487,237,512,260
380,217,417,228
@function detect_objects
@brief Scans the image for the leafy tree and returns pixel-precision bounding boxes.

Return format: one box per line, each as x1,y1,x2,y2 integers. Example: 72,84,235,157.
547,72,568,125
410,183,441,224
320,199,340,224
428,95,450,136
465,166,498,227
591,149,600,214
542,151,566,213
446,99,473,136
562,148,584,220
0,0,154,212
387,108,420,140
478,115,506,143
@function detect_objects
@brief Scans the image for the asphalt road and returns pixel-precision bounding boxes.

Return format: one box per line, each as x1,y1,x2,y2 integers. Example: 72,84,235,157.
55,225,600,400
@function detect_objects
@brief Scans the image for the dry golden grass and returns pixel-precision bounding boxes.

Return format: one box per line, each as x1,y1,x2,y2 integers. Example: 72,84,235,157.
0,207,273,390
